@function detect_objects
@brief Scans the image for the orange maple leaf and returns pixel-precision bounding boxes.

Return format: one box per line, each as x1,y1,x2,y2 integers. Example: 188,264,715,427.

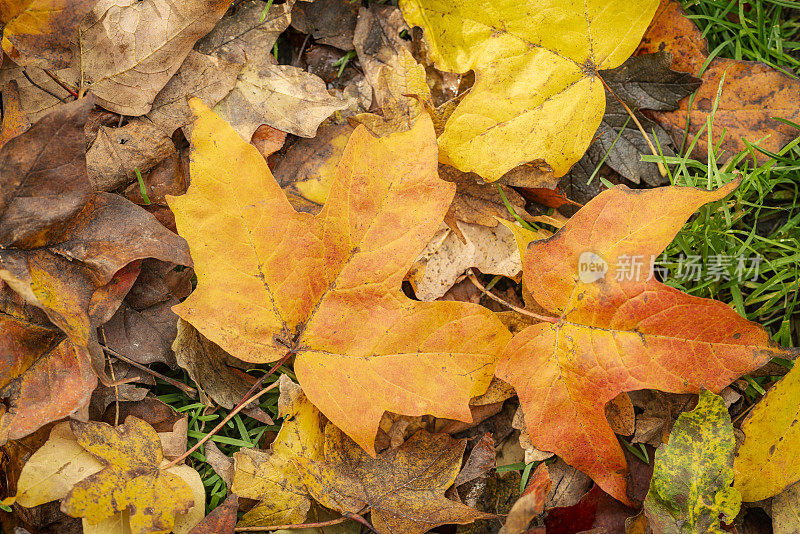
167,99,510,455
496,182,790,504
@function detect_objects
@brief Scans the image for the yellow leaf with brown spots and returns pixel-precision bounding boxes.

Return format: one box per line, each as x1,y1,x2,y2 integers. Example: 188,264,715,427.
167,99,510,456
734,360,800,502
61,416,195,534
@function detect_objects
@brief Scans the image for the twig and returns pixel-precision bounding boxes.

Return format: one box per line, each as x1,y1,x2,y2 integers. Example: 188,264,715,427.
234,511,375,532
161,379,280,469
466,269,558,324
294,32,313,67
99,343,197,397
597,74,667,177
78,28,87,98
43,69,78,98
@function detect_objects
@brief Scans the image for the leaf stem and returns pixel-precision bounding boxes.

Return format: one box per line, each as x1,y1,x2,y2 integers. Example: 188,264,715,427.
466,269,558,324
43,69,78,98
597,74,667,177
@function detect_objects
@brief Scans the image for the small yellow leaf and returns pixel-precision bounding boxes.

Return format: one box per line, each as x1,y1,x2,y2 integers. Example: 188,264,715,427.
13,422,102,508
61,416,195,534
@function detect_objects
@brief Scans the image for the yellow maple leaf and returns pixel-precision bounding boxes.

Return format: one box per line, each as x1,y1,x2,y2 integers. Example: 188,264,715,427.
167,99,510,455
399,0,659,181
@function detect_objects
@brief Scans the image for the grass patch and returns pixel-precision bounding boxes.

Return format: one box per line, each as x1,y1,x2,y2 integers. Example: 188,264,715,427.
681,0,800,75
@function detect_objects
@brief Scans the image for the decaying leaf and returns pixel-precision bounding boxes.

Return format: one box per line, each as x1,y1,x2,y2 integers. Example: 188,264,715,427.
272,121,354,212
168,99,510,454
0,97,191,349
773,481,800,534
500,464,552,534
353,4,428,133
572,52,700,186
79,0,231,115
496,181,788,503
644,390,741,533
145,51,242,136
635,0,708,75
215,63,352,139
292,0,359,50
734,358,800,502
654,58,800,162
188,493,237,534
0,0,97,68
86,119,176,191
173,318,265,411
0,316,96,444
231,376,325,527
61,417,195,534
195,0,291,71
0,80,30,150
298,424,490,534
400,0,659,180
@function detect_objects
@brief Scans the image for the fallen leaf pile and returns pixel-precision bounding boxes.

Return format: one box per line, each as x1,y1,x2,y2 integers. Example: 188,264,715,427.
1,0,799,533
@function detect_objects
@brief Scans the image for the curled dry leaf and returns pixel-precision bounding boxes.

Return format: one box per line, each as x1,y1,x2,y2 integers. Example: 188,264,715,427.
0,0,97,69
298,425,491,534
440,164,535,229
0,281,96,444
399,0,659,180
409,221,523,301
86,119,176,192
168,99,510,454
79,0,231,116
644,391,741,533
173,318,268,413
496,181,789,503
231,375,325,527
734,359,800,502
352,4,428,133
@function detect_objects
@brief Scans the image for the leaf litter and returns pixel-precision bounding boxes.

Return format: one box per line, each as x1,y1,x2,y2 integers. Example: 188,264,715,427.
0,0,799,533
